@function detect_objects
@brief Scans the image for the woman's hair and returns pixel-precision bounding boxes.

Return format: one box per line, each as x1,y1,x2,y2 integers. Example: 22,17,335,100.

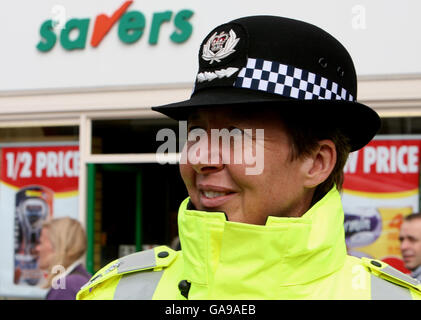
41,217,87,288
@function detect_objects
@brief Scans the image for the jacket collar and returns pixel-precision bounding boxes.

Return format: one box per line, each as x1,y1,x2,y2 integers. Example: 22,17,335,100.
178,187,347,294
411,265,421,281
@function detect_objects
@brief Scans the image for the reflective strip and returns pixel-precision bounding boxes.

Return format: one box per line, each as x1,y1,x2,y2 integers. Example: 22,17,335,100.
382,266,420,287
114,270,164,300
371,275,413,300
118,249,156,274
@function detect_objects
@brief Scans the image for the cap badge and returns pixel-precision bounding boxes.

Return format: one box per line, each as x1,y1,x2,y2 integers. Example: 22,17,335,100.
202,29,240,64
197,67,239,82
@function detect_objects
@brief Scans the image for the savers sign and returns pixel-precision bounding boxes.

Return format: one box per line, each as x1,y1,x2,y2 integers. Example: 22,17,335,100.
342,137,421,273
36,1,194,52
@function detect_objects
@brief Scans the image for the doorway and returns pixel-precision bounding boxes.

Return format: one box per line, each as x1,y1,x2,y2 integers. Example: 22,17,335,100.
85,162,187,274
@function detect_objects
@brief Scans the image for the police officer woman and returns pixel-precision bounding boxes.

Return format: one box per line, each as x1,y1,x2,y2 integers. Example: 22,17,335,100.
78,15,421,300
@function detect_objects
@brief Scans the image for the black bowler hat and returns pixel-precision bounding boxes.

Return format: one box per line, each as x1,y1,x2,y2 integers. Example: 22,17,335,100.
152,15,381,151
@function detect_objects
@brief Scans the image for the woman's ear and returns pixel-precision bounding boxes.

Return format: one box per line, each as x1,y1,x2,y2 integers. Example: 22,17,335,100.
303,139,337,188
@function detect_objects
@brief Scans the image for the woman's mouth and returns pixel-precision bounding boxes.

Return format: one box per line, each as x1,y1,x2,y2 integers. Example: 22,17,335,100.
202,191,230,198
199,189,236,208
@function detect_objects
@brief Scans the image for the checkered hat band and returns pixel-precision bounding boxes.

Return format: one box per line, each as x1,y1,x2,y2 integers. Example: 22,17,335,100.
233,58,354,102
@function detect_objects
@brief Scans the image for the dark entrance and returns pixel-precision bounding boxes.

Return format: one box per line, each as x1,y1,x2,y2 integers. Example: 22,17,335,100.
86,163,187,274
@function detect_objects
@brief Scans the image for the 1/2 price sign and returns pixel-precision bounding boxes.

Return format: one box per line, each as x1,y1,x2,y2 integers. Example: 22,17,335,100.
1,145,79,192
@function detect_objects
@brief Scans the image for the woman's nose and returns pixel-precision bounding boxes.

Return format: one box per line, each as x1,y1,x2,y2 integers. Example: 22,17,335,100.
192,160,224,174
183,132,224,174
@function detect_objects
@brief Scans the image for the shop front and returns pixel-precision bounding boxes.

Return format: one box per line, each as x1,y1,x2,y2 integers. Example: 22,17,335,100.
1,0,421,298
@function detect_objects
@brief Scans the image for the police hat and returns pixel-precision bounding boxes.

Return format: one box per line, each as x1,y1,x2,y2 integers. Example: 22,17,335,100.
152,15,381,151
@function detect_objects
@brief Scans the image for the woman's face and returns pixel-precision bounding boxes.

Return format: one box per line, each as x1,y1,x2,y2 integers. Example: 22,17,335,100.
35,228,55,270
179,107,314,225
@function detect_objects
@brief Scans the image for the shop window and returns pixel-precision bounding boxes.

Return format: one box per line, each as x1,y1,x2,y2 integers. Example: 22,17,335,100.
0,125,79,298
0,126,78,143
92,118,179,154
342,116,421,273
378,117,421,134
88,118,188,272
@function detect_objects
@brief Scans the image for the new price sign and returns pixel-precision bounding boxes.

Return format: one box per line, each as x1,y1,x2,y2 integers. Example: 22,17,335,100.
36,0,194,52
342,137,421,272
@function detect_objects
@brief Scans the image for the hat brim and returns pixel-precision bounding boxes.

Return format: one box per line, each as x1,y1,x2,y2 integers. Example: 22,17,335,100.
152,87,381,152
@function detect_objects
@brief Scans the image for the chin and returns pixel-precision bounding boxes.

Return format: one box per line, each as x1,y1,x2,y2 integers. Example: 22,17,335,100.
404,262,414,270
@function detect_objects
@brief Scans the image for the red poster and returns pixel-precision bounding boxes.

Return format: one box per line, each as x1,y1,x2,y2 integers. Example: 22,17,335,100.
0,144,79,287
1,145,79,193
342,137,421,273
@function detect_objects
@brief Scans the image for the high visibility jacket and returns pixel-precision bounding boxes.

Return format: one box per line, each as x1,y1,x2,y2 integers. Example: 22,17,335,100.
77,187,421,300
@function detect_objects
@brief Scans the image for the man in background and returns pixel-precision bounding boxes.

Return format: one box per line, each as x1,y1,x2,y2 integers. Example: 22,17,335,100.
400,213,421,282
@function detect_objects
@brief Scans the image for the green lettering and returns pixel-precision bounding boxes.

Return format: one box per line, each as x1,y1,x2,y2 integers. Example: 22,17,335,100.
149,11,172,45
170,10,194,44
60,18,90,50
118,11,146,44
36,20,57,52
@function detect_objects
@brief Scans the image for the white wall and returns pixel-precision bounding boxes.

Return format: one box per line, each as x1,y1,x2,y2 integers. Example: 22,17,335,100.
0,0,420,93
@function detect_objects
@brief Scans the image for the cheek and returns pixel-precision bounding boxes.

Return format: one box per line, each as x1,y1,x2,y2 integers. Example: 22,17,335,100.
179,163,198,201
179,163,193,184
45,243,54,258
39,242,54,265
255,156,304,200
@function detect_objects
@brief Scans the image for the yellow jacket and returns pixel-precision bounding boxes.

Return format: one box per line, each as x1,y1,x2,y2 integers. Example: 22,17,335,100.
77,187,421,300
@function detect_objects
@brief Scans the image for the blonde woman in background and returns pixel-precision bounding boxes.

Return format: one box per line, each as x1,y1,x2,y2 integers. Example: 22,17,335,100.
35,217,91,300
